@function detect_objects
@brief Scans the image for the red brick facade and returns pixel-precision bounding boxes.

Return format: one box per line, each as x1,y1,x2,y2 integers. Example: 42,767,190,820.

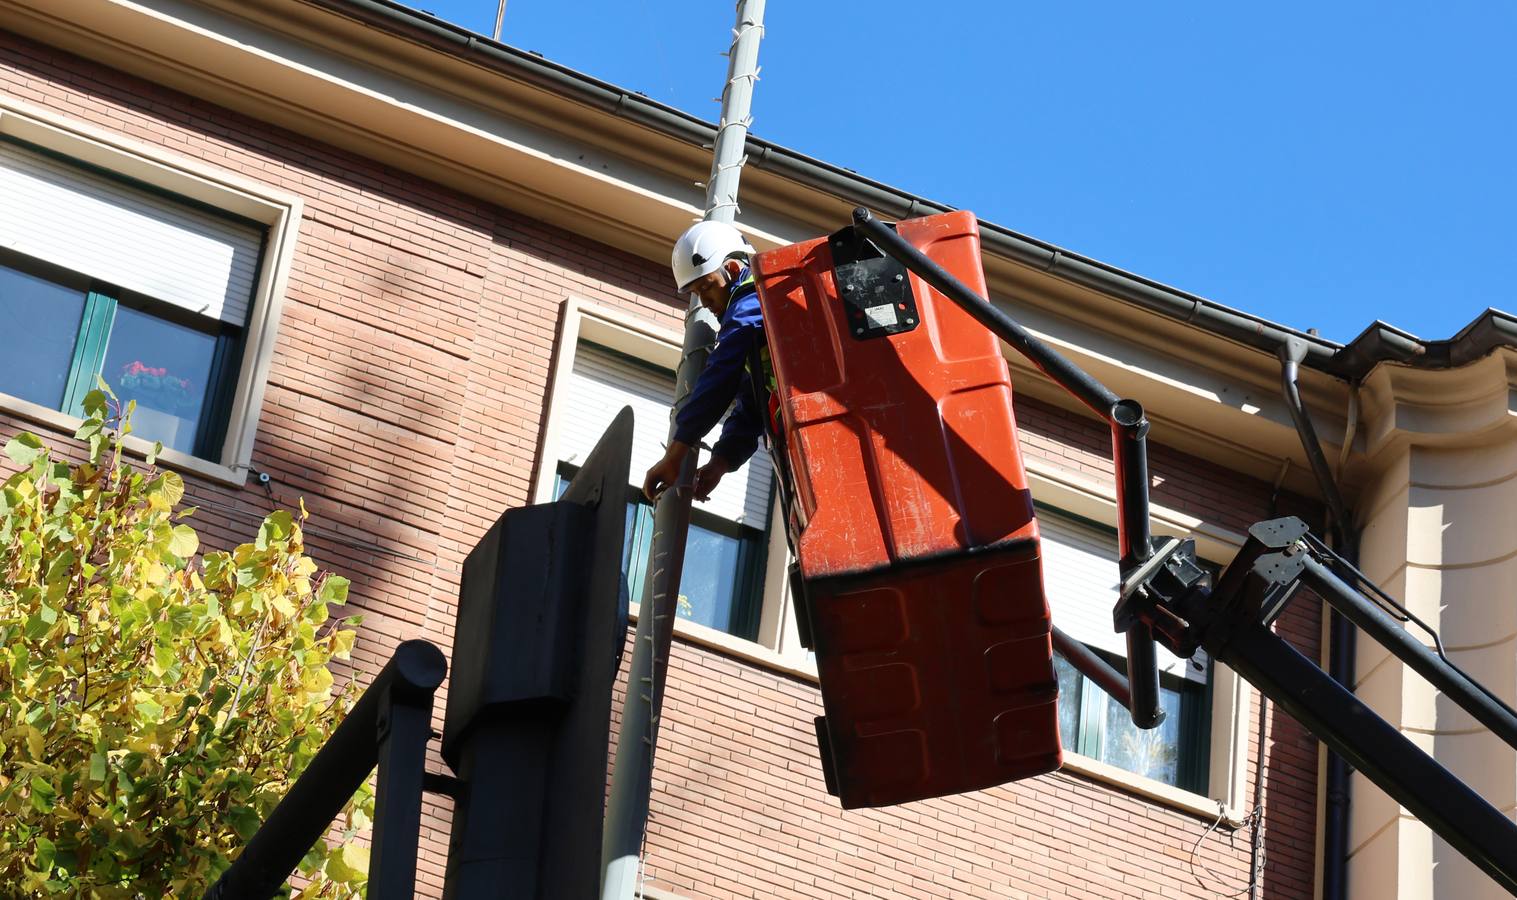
0,30,1322,898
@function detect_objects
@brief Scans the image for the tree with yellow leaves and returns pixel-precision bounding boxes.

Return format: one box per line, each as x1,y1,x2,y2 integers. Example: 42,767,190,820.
0,388,371,896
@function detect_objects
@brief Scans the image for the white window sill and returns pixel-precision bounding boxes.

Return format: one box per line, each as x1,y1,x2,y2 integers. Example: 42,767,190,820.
637,886,693,900
1058,751,1243,826
627,602,818,684
0,393,246,487
632,604,1246,827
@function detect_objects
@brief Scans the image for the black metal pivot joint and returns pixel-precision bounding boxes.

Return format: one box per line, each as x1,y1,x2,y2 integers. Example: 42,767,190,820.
1190,518,1517,893
1115,537,1210,653
204,640,447,900
851,207,1168,730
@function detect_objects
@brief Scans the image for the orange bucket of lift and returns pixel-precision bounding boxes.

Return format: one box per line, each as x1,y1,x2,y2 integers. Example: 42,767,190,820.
752,210,1062,809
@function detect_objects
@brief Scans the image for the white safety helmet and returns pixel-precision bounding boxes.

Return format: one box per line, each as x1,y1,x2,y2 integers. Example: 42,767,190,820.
670,220,753,291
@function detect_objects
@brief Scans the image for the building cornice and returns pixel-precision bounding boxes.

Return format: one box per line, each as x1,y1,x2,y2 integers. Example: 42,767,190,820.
1357,348,1517,470
0,0,1363,492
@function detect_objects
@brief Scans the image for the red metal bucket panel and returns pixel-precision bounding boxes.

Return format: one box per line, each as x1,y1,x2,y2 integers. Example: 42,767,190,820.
752,211,1062,808
753,211,1039,579
807,544,1061,808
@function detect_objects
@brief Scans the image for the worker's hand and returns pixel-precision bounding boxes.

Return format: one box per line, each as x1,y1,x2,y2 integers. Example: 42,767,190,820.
642,442,692,502
693,456,733,501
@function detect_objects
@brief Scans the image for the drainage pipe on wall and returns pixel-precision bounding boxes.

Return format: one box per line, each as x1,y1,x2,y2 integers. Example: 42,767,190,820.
1279,338,1358,900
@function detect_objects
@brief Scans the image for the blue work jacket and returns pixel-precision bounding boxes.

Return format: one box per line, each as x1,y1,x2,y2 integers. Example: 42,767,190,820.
672,268,767,467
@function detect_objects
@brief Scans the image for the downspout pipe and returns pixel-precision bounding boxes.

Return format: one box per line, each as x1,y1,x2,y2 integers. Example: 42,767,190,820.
1278,339,1351,548
1278,337,1358,900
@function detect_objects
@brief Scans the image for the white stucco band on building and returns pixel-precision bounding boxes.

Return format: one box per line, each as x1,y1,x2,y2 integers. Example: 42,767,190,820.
1347,349,1517,900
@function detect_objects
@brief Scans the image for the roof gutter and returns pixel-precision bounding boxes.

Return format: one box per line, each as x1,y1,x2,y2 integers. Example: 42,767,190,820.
303,0,1514,385
299,0,1350,368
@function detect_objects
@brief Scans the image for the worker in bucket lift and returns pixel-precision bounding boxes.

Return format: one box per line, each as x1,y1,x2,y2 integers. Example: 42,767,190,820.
643,220,777,504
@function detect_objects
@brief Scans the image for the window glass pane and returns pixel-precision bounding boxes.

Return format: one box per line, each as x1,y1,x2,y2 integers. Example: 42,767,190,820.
555,464,760,639
0,261,86,409
678,521,742,632
626,503,654,605
100,305,216,454
1096,677,1185,786
1053,654,1082,750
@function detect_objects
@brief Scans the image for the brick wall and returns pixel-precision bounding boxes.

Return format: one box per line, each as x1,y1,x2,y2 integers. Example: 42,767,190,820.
0,30,1321,899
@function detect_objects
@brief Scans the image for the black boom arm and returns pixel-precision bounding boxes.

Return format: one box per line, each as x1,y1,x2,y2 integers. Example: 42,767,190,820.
850,208,1517,895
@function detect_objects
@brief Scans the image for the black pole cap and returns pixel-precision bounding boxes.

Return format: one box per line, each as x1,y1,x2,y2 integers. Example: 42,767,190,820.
391,639,448,700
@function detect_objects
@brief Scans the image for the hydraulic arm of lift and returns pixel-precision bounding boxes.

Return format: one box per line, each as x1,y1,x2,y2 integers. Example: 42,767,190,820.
851,208,1517,896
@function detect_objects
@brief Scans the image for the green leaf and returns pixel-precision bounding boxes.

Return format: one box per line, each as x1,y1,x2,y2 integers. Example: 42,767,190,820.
256,510,294,550
145,440,162,467
158,471,185,507
135,697,164,722
82,388,109,418
45,550,76,583
89,752,107,783
167,525,199,559
24,612,51,640
73,417,102,440
29,776,56,813
4,433,45,467
226,806,261,841
166,604,196,633
330,630,355,660
326,843,369,883
153,645,177,677
319,576,351,606
33,835,55,872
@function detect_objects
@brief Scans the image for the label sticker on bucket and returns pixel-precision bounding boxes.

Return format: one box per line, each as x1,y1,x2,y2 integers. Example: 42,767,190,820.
864,304,898,328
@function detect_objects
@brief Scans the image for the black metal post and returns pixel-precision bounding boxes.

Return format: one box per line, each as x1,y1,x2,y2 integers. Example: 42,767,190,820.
1299,555,1517,752
1210,619,1517,896
444,409,634,900
853,207,1163,729
204,640,447,900
1110,400,1160,728
1052,626,1131,709
370,684,440,899
1121,624,1163,729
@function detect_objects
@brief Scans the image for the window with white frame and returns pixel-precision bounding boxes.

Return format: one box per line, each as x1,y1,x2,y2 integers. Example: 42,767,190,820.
1040,506,1213,792
550,341,775,640
0,136,264,459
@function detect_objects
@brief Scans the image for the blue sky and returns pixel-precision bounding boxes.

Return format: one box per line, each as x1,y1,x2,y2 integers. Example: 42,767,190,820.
416,1,1515,343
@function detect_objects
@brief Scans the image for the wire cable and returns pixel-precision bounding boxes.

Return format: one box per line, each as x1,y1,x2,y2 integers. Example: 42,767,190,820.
1189,804,1264,898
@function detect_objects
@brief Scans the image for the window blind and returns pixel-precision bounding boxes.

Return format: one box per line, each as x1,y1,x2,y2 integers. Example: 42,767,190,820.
0,140,261,326
556,342,773,529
